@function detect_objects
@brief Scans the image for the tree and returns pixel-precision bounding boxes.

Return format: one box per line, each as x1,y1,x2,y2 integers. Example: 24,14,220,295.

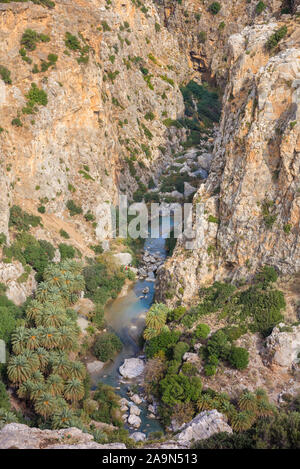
93,333,122,362
160,373,202,406
46,374,64,396
51,407,75,429
229,347,249,370
64,378,84,402
7,355,33,384
145,303,168,332
34,392,56,418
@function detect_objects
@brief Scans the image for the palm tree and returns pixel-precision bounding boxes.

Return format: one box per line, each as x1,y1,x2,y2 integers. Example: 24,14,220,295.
238,391,258,412
35,305,65,328
7,355,32,384
35,282,51,302
46,374,64,396
68,361,86,380
26,300,45,323
43,268,65,287
26,328,41,350
60,259,82,275
17,380,34,400
256,399,275,418
64,378,84,402
51,407,75,429
11,327,29,354
143,327,158,341
30,382,47,401
22,350,40,372
255,388,268,401
51,355,72,380
197,394,215,412
145,303,168,332
35,347,49,370
0,409,18,426
56,326,76,351
34,392,56,418
230,410,255,432
31,370,44,383
40,327,60,349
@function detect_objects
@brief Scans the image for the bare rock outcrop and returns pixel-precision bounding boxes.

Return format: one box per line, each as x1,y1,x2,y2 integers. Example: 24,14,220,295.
265,323,300,367
157,17,300,305
0,423,126,449
175,410,232,446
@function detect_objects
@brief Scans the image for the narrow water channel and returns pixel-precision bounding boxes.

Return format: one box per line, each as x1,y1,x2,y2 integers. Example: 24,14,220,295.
91,217,172,435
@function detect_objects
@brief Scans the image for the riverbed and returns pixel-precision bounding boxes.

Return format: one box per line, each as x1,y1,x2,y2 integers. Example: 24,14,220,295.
91,218,172,435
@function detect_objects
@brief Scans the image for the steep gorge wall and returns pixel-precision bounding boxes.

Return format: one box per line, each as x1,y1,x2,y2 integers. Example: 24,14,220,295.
157,14,300,305
0,0,189,246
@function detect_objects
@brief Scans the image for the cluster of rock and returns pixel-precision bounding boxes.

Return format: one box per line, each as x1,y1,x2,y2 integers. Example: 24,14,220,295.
0,410,232,449
138,250,165,281
0,423,126,449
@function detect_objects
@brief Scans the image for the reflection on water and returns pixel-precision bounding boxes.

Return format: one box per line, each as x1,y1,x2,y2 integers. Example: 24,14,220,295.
92,217,171,435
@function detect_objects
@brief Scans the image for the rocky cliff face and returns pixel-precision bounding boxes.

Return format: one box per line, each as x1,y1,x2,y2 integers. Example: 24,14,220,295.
0,0,189,245
157,14,300,305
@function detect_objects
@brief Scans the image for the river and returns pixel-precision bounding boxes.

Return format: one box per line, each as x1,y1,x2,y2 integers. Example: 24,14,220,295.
90,217,172,435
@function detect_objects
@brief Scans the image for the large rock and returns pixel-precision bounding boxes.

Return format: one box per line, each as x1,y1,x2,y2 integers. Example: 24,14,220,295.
127,414,141,428
176,410,232,446
0,423,126,449
86,360,105,374
113,253,132,266
130,404,141,416
119,358,145,379
131,432,146,442
265,324,300,367
0,261,36,305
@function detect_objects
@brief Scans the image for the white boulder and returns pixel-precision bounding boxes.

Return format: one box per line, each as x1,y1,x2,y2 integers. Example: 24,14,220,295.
119,358,145,379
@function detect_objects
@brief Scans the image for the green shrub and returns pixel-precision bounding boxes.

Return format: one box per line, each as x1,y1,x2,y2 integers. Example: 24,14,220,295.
83,259,126,306
22,83,48,114
204,364,217,376
255,265,278,287
160,373,202,405
37,205,45,214
0,381,10,410
229,346,249,370
0,65,12,84
256,1,266,14
20,29,50,51
207,330,231,360
198,31,207,43
209,2,221,14
173,341,189,361
66,199,83,216
168,305,186,322
194,323,210,340
9,205,41,231
239,286,285,334
145,330,181,358
59,229,70,239
58,243,75,260
11,118,22,127
65,32,81,51
181,362,198,377
93,332,122,361
266,26,288,50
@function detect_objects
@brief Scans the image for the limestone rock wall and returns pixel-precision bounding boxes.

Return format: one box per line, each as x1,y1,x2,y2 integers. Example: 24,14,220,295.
0,0,189,244
157,16,300,305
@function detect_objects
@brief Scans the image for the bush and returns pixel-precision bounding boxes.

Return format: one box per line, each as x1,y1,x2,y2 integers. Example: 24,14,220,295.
93,332,122,362
22,83,48,114
168,305,186,322
207,330,231,360
194,323,210,339
0,65,12,84
181,362,198,377
145,330,181,359
160,373,202,405
20,29,50,51
58,243,75,260
255,265,278,287
83,259,126,306
229,347,249,370
209,2,221,14
65,32,81,51
266,26,288,50
66,199,83,216
59,229,70,239
239,287,285,334
204,364,217,376
9,205,41,231
173,341,189,361
256,1,266,14
0,381,10,410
